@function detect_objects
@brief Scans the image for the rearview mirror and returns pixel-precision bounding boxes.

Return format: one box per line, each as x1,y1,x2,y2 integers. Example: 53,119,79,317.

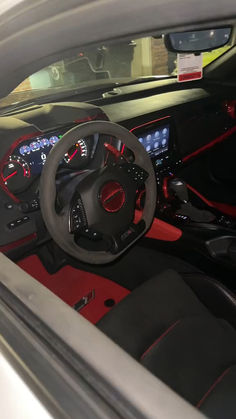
165,27,232,53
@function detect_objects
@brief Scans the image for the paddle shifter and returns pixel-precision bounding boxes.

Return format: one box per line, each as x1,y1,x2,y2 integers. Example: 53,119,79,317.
168,178,216,223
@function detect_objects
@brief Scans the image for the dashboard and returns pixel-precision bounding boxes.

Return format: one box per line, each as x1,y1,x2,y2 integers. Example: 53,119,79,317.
0,117,175,199
0,89,235,254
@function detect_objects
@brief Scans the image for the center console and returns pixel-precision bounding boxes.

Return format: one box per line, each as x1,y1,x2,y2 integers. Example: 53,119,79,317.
131,116,236,271
130,116,182,183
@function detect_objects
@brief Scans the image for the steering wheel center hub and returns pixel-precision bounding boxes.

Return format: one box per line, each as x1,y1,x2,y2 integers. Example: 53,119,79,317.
100,181,125,213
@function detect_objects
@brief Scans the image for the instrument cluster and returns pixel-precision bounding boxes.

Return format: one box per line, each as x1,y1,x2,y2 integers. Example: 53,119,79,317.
1,129,93,194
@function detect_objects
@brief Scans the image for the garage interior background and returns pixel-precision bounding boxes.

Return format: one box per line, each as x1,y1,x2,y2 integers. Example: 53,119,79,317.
0,37,230,108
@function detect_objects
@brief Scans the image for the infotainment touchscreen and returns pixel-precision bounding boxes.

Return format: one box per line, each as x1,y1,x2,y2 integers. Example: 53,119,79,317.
137,124,170,158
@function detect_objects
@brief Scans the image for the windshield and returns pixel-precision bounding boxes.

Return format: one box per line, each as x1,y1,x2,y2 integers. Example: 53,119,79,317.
0,36,231,109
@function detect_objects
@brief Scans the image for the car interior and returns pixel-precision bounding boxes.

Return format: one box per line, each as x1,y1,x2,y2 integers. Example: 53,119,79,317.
0,14,236,419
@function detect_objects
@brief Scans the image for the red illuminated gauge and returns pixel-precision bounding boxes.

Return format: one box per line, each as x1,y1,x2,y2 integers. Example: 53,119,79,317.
2,155,31,193
64,138,89,168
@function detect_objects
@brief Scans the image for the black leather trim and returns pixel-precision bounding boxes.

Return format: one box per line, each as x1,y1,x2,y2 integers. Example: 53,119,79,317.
98,269,236,418
199,365,236,419
182,273,236,329
98,269,210,359
140,319,181,360
141,316,236,407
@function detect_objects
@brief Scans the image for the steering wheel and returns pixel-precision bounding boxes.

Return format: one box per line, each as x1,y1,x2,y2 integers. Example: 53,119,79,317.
40,121,156,264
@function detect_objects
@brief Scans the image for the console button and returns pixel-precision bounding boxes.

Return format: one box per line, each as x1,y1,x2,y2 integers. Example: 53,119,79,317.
8,221,16,229
5,203,14,210
7,216,30,230
20,199,40,213
30,199,40,211
20,202,30,212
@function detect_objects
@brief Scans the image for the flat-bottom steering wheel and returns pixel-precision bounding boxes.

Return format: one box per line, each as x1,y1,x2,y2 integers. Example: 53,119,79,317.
40,121,156,264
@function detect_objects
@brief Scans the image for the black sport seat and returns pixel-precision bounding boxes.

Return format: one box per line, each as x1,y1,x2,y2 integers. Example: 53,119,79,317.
98,270,236,418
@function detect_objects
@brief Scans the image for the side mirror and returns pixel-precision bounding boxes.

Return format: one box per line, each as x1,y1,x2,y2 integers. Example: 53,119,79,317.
164,27,232,53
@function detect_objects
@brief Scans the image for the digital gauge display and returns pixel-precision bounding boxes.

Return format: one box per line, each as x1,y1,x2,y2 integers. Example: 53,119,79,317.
16,133,63,175
63,138,88,168
2,155,31,193
1,129,91,194
13,131,90,176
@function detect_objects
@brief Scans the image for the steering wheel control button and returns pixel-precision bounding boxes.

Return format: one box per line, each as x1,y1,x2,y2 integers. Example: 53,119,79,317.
122,163,148,186
70,195,88,233
82,228,102,240
100,181,125,213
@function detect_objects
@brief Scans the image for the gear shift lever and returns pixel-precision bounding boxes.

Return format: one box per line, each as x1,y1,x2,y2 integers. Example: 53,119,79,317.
168,178,189,203
167,178,216,223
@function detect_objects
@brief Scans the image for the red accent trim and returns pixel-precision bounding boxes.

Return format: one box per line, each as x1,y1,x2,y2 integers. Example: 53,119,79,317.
162,177,169,199
134,209,143,224
134,210,182,242
136,189,145,210
183,125,236,162
104,137,113,166
0,131,41,202
223,100,236,119
104,142,128,163
104,143,121,159
68,148,78,162
141,320,180,360
210,201,236,218
121,144,125,154
74,113,106,124
146,217,182,241
100,181,125,213
130,115,171,132
187,183,236,218
162,175,174,199
3,170,17,182
17,255,130,324
196,368,230,408
0,233,37,253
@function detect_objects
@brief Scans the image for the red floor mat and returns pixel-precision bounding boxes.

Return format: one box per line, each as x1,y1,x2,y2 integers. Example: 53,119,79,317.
17,255,130,324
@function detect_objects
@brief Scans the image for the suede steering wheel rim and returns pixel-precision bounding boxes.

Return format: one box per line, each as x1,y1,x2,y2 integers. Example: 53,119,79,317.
40,121,156,264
